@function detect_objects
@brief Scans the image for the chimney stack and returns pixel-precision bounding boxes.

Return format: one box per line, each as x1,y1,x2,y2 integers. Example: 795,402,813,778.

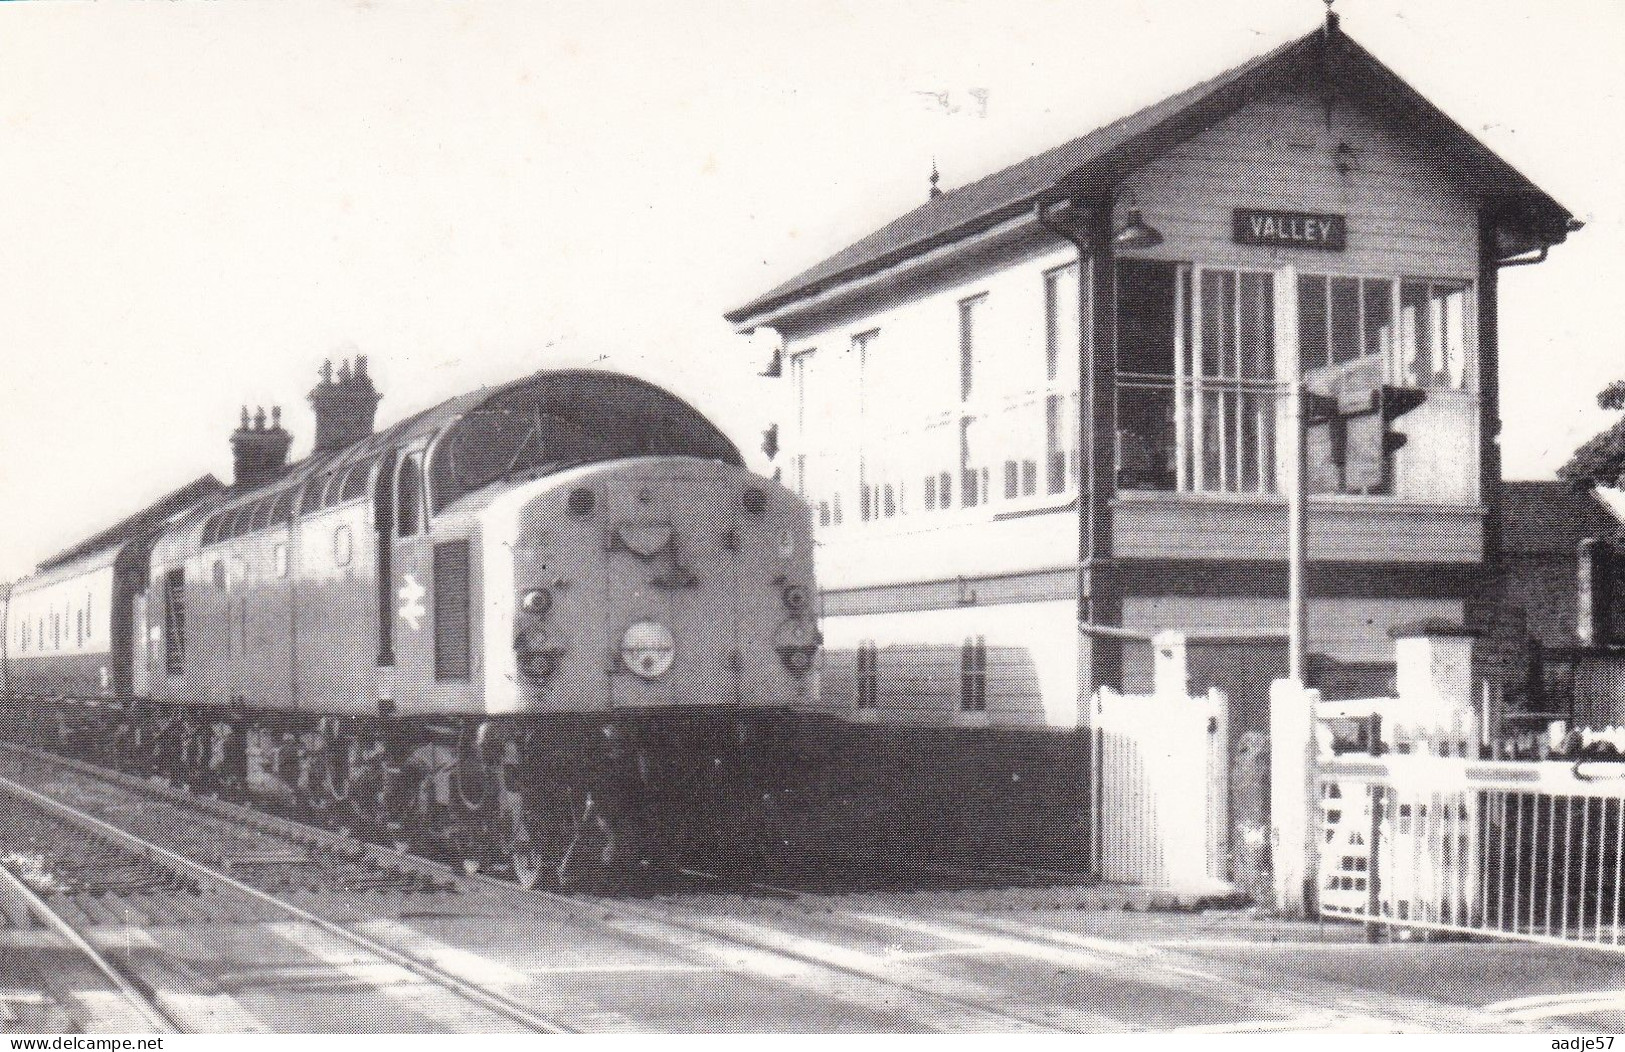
308,355,382,453
230,402,293,490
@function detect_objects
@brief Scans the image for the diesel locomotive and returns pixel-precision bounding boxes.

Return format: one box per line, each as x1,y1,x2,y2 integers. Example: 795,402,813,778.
1,359,820,885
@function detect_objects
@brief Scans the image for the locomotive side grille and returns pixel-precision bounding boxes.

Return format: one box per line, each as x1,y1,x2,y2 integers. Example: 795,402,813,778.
433,540,472,680
162,568,186,676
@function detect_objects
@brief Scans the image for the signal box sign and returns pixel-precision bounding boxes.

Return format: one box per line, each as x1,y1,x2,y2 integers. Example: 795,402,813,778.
1233,208,1346,251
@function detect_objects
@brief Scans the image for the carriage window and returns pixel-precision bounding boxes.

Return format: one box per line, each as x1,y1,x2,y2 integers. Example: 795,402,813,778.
397,454,424,538
334,524,354,566
273,543,289,578
340,459,373,503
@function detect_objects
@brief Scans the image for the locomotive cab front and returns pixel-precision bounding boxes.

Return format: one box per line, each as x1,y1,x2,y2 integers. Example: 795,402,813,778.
484,456,820,718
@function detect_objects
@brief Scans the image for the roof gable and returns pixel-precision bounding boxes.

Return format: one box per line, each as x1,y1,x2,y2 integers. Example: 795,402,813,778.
726,19,1573,328
1501,481,1621,556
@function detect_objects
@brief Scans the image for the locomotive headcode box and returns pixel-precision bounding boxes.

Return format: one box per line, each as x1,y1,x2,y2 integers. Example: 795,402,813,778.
1232,208,1346,251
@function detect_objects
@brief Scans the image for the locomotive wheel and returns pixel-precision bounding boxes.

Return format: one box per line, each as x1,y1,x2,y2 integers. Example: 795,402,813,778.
509,802,546,891
451,750,495,813
322,736,358,808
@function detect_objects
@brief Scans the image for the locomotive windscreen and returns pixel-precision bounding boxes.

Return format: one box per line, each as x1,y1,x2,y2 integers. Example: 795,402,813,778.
429,372,743,513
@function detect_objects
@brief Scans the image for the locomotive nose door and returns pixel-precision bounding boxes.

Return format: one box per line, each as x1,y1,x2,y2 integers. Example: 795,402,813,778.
604,473,739,709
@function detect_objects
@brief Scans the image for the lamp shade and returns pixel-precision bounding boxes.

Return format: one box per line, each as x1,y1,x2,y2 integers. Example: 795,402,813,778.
1114,206,1163,249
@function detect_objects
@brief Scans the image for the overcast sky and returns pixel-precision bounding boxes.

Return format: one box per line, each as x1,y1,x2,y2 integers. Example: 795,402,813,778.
1,0,1620,582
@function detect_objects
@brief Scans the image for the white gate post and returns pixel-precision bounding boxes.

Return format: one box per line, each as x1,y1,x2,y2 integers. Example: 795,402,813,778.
1271,677,1320,916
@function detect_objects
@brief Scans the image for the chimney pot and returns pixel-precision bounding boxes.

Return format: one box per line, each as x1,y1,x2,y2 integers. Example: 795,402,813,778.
271,406,282,430
308,355,383,452
240,406,250,430
321,359,334,385
254,406,266,431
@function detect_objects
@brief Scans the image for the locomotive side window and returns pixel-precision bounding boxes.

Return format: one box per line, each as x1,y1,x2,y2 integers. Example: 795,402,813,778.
340,458,372,503
270,489,296,525
298,473,330,517
323,468,347,508
397,454,424,538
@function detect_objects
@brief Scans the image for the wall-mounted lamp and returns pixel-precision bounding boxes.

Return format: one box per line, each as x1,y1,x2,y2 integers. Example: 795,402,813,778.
1113,193,1163,250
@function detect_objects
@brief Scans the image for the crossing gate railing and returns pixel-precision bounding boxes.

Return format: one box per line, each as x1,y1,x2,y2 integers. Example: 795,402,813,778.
1318,752,1625,948
1093,685,1229,888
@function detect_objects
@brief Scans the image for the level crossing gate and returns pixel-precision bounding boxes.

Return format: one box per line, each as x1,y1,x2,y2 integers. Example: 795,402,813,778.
1092,643,1230,888
1274,622,1625,950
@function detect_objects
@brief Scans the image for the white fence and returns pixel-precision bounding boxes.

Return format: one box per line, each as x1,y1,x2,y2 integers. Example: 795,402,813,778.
1317,752,1625,948
1093,683,1229,888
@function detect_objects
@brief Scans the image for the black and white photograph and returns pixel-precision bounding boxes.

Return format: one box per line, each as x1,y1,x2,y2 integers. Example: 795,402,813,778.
1,0,1624,1036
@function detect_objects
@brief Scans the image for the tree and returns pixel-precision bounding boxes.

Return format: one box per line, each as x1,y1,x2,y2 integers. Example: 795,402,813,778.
1558,380,1625,490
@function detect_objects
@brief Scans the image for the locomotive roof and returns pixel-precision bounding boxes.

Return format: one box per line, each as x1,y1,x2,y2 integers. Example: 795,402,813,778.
209,367,744,513
724,18,1576,329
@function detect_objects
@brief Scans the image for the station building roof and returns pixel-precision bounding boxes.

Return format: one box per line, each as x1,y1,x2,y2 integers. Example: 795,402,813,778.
37,474,226,573
725,16,1576,330
1500,481,1622,558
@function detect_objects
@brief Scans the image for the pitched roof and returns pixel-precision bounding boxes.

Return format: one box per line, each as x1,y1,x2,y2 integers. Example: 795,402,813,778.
1500,481,1621,556
38,474,226,572
725,18,1575,328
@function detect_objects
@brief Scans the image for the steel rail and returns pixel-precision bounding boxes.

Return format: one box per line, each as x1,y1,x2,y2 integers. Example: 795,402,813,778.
0,772,574,1034
4,741,1063,1031
0,854,179,1033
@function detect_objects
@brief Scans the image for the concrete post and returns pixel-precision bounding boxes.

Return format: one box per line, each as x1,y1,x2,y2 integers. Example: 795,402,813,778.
1152,630,1188,698
1270,677,1321,917
1390,619,1478,725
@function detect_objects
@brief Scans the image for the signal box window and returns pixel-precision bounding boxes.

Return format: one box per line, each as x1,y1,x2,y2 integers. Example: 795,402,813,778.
397,454,424,538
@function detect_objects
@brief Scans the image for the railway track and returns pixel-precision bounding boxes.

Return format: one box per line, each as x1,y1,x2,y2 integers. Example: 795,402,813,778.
0,842,177,1032
0,740,1499,1033
0,748,572,1033
0,741,1076,1031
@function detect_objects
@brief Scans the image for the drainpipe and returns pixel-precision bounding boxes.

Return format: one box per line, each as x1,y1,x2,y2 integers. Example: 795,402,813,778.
1034,194,1107,590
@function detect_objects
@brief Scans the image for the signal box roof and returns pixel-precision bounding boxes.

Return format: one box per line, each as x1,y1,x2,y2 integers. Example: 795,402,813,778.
725,17,1576,329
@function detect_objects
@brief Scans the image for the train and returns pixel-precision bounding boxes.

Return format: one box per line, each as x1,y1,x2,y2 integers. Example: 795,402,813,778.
0,359,821,886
